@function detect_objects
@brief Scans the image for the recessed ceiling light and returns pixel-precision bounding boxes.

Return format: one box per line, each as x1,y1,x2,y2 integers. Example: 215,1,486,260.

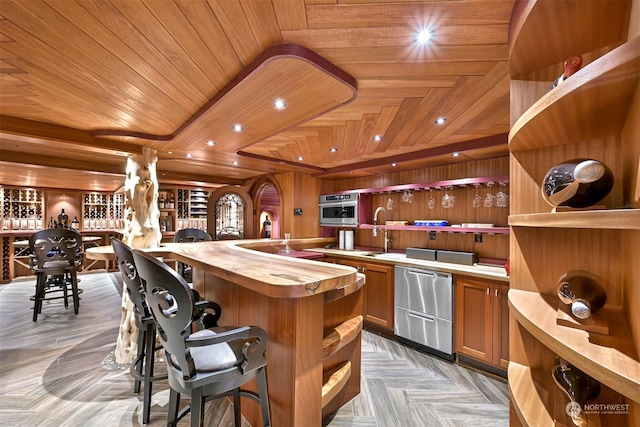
185,153,192,158
373,135,383,142
298,156,304,161
435,117,447,125
233,161,238,165
415,29,432,44
233,124,243,132
273,99,286,109
167,151,173,154
391,162,398,167
452,152,460,157
206,140,215,146
329,147,337,152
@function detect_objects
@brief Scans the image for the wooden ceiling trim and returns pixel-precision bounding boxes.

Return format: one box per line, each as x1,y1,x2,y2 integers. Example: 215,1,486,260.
312,45,508,64
306,2,514,28
341,61,496,78
0,116,143,155
91,45,356,153
0,151,124,176
312,133,509,177
281,25,508,49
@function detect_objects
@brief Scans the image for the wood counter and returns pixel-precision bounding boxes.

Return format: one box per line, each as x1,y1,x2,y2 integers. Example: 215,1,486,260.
87,237,364,426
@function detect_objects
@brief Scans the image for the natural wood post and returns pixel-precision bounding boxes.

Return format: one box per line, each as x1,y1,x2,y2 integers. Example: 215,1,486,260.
115,147,161,364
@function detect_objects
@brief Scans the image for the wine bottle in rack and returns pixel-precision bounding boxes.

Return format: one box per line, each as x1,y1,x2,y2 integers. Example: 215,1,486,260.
557,273,607,319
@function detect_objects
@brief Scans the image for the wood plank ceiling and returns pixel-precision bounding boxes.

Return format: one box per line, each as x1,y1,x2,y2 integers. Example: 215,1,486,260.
0,0,513,191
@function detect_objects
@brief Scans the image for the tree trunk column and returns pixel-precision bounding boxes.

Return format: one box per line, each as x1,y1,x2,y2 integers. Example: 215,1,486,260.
115,147,162,364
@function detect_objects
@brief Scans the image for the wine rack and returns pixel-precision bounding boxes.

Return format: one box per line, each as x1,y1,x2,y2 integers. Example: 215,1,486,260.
1,236,10,282
82,192,125,230
0,186,45,231
189,190,209,218
158,187,210,233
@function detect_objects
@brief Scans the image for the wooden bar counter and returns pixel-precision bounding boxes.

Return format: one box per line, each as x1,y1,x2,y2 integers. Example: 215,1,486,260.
87,237,365,426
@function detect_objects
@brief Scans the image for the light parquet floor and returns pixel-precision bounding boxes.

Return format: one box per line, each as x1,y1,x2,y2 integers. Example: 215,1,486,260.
0,271,509,427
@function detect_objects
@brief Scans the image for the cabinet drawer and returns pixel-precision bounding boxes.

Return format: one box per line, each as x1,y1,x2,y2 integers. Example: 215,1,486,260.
394,307,453,355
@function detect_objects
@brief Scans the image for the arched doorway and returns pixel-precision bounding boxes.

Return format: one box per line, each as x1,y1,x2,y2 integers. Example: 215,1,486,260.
251,177,283,239
206,186,254,239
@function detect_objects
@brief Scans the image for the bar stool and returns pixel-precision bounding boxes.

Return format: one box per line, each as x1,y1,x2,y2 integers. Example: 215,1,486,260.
132,249,271,427
29,228,83,321
173,228,212,283
110,238,221,425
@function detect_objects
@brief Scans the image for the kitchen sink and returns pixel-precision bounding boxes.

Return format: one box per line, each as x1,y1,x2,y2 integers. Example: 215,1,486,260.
368,252,406,260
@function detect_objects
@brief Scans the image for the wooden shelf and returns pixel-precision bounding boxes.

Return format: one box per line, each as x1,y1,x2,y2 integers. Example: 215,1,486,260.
359,223,509,235
509,209,640,230
323,176,509,196
508,0,631,79
509,38,640,153
508,362,554,427
509,289,640,402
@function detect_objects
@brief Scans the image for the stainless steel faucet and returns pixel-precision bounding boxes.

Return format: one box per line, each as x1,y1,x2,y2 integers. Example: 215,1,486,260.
373,206,392,252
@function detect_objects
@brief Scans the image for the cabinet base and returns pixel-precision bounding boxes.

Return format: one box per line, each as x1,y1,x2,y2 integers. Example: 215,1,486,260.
457,353,507,379
396,336,455,362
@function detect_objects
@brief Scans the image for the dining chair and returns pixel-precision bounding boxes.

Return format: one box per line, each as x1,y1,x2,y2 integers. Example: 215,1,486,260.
110,237,221,425
29,228,83,321
131,249,271,427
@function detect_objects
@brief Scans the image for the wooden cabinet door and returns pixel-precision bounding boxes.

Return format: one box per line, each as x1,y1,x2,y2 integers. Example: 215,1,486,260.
361,262,394,331
492,283,510,368
454,277,493,364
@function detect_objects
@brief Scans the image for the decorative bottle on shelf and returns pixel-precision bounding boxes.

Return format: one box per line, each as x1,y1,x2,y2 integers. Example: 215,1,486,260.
58,209,69,227
550,55,583,89
168,195,175,209
160,217,167,232
557,273,607,319
552,356,600,427
71,216,80,230
263,216,271,238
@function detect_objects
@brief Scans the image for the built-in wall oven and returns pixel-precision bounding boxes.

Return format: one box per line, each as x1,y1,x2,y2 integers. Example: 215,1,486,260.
319,192,360,227
394,265,454,361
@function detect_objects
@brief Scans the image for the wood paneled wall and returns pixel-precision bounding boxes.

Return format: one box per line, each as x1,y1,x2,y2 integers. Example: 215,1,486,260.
325,157,510,260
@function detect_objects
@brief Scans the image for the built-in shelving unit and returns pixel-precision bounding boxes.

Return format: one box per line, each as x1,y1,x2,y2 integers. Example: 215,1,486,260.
324,176,510,236
82,192,124,230
508,0,639,425
0,186,45,231
158,186,211,236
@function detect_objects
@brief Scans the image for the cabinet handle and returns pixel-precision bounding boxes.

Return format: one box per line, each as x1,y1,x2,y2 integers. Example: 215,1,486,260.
486,288,490,295
495,288,498,297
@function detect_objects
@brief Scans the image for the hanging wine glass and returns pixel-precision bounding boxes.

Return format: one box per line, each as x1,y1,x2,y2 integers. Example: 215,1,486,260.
472,184,482,208
442,186,455,209
427,188,436,210
484,182,495,208
386,192,393,211
496,182,509,208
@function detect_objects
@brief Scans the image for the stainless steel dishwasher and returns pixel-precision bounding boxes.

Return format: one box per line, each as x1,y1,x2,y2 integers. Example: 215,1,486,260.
394,265,454,361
